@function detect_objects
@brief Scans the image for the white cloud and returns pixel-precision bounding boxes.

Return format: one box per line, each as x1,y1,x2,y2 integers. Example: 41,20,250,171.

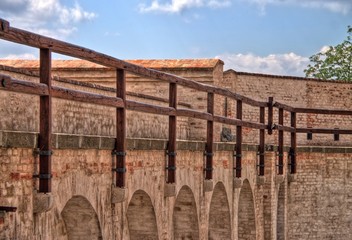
217,52,310,77
242,0,352,14
139,0,231,13
0,0,96,39
3,53,38,60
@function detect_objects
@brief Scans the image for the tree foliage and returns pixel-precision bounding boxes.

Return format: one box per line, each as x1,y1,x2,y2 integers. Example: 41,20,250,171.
304,26,352,81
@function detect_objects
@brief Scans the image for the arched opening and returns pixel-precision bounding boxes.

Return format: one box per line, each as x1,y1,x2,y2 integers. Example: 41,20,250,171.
208,182,231,239
61,195,102,240
277,183,285,240
238,179,256,240
127,190,158,240
173,186,199,239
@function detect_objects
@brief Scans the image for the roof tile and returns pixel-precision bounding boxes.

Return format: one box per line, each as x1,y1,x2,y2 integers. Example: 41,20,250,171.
0,59,223,70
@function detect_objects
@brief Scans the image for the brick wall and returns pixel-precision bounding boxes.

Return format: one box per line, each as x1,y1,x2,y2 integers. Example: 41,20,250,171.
224,71,352,146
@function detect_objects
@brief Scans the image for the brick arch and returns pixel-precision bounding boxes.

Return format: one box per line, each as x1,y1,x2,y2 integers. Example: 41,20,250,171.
173,185,199,239
127,190,158,240
208,182,231,240
277,183,286,240
61,195,102,240
238,179,256,240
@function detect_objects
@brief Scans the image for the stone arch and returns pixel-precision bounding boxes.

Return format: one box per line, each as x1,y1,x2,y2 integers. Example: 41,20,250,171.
61,195,102,240
173,185,199,240
127,190,158,240
208,182,231,240
238,179,256,240
277,183,285,240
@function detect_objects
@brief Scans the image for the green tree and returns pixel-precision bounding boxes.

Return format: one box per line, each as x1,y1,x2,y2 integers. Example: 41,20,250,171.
304,26,352,81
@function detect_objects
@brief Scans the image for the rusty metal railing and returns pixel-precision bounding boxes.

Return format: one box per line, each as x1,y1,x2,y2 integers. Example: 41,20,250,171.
0,18,351,193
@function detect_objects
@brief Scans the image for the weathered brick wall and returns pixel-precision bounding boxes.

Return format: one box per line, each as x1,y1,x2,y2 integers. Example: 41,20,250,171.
287,149,352,240
0,66,190,139
224,71,352,146
0,132,264,240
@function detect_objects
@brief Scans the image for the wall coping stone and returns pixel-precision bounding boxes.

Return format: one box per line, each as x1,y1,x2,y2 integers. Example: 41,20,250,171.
1,131,351,153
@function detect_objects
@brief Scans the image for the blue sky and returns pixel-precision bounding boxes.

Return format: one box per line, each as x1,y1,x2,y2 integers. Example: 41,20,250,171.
0,0,351,76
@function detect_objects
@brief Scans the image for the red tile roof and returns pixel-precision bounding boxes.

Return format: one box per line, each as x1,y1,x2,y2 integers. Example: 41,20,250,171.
0,59,223,70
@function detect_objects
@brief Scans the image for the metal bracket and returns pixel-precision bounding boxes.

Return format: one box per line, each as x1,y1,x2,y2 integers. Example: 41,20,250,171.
234,153,242,158
112,167,126,173
112,150,127,156
204,152,214,157
256,152,265,156
33,149,53,156
276,153,284,157
204,167,213,171
1,78,6,87
0,206,17,212
33,174,52,179
166,151,177,157
165,166,176,170
233,167,242,170
256,164,265,168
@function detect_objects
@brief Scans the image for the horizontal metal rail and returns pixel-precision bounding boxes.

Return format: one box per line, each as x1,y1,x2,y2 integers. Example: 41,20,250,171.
0,18,266,107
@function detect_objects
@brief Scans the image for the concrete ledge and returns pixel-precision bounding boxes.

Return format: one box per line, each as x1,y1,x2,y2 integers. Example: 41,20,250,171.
33,192,54,213
111,187,126,203
203,180,213,192
275,175,285,185
256,176,265,186
233,178,243,189
164,184,176,197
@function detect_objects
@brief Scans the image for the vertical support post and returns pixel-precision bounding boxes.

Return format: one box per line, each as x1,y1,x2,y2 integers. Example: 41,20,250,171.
258,107,265,176
115,69,126,188
167,83,177,183
205,92,214,180
235,100,242,178
290,112,297,174
39,48,52,193
268,97,274,135
278,108,284,175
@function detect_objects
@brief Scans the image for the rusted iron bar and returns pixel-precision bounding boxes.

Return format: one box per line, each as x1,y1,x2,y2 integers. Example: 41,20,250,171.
0,74,49,95
258,107,265,176
296,128,352,134
268,97,274,135
0,206,17,212
114,69,126,188
126,101,175,116
235,100,242,178
294,107,352,115
0,18,267,108
127,91,192,108
290,112,297,174
52,86,124,108
213,115,267,129
278,108,284,175
0,74,267,131
211,88,267,107
167,83,177,183
38,48,52,193
274,101,295,112
205,92,214,180
273,124,295,132
177,108,213,121
0,73,124,108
